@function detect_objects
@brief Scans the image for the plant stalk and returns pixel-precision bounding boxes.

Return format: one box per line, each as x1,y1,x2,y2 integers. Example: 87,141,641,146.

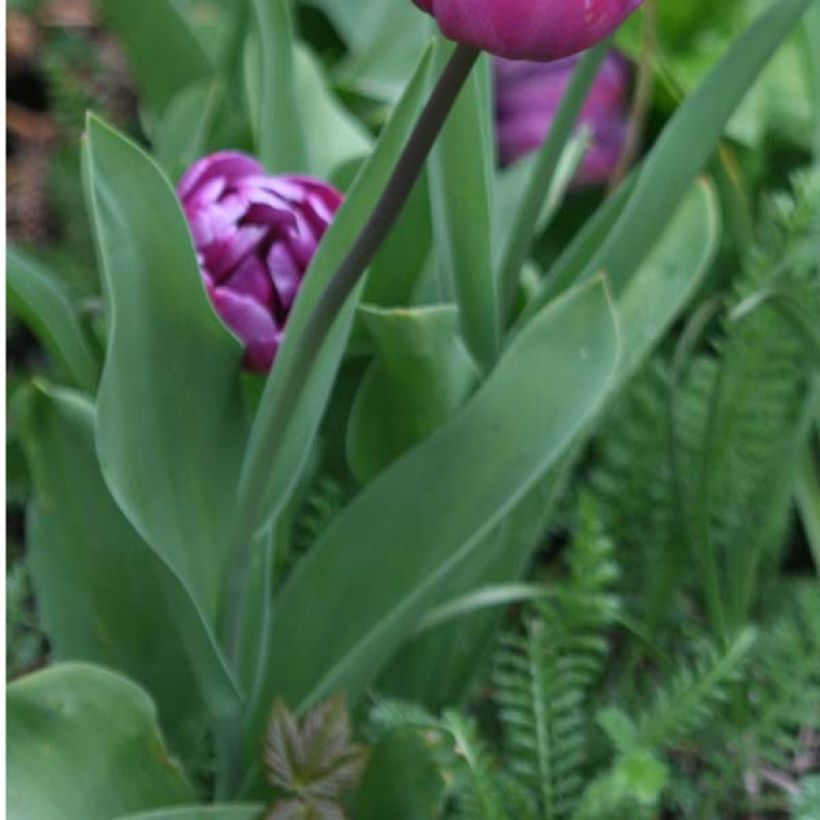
219,40,480,794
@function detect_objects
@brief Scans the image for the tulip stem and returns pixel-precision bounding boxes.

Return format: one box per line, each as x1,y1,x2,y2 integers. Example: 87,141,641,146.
219,40,480,794
498,40,609,323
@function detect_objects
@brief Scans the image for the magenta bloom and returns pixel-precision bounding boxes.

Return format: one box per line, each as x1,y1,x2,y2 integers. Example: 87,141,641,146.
178,152,343,373
413,0,642,62
495,52,632,187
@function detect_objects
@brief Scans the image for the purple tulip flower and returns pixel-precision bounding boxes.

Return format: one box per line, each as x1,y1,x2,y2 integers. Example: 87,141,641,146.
412,0,642,62
494,51,632,187
178,152,343,373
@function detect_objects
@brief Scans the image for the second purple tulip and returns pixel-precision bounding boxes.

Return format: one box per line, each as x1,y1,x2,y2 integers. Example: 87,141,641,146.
494,51,633,187
178,152,343,373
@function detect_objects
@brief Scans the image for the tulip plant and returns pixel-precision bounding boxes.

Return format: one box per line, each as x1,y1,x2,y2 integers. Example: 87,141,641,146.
6,0,819,817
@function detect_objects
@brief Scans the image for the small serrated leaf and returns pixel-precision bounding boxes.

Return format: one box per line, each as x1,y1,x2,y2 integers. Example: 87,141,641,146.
264,695,368,817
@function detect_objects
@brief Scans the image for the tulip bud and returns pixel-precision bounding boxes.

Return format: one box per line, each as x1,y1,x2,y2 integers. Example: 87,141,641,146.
495,51,632,187
178,152,343,373
413,0,642,62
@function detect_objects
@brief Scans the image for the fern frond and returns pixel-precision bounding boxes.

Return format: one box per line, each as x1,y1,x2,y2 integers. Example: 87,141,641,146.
633,628,756,750
743,586,820,772
587,363,686,629
293,476,347,555
441,711,509,820
493,496,618,819
369,700,509,820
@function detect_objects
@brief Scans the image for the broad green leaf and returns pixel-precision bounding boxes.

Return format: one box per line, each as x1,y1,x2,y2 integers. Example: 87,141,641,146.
7,664,195,820
385,180,721,706
18,384,238,750
154,80,223,182
84,114,248,623
314,0,431,100
237,45,434,538
295,47,373,178
615,178,721,382
346,305,480,483
583,0,814,295
97,0,212,119
6,246,99,393
353,731,445,820
428,43,499,370
251,0,307,172
244,43,372,178
249,276,618,742
119,808,264,820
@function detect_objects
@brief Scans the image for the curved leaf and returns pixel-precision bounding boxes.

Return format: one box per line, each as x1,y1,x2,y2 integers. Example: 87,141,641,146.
587,0,812,295
251,0,307,172
428,43,498,370
118,808,264,820
347,304,479,482
6,246,99,393
238,45,434,535
383,179,721,706
98,0,212,119
84,114,248,622
249,276,619,743
7,664,195,820
18,383,239,745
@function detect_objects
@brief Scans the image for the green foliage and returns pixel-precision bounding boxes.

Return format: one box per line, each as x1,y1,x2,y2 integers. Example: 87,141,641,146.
591,170,819,638
5,561,45,680
264,694,368,819
10,1,820,817
628,629,756,751
7,664,195,819
370,701,515,820
291,476,348,560
492,497,618,819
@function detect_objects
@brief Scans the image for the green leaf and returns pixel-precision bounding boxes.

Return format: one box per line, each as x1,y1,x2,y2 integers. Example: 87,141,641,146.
6,246,99,393
84,114,248,623
295,47,373,178
585,0,814,295
364,172,432,307
237,44,434,536
383,179,720,707
353,731,445,820
17,383,237,752
615,177,721,382
250,276,618,738
428,43,499,370
317,0,431,101
797,445,820,577
244,43,372,179
118,809,264,820
525,0,814,317
251,0,307,172
7,664,195,820
154,79,223,182
97,0,212,119
346,305,479,483
497,41,608,319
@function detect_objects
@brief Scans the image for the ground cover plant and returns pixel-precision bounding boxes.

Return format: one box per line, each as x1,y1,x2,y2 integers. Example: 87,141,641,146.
6,0,820,817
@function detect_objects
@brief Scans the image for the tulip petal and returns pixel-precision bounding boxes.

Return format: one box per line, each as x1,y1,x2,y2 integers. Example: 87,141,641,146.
178,151,264,201
209,286,281,373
